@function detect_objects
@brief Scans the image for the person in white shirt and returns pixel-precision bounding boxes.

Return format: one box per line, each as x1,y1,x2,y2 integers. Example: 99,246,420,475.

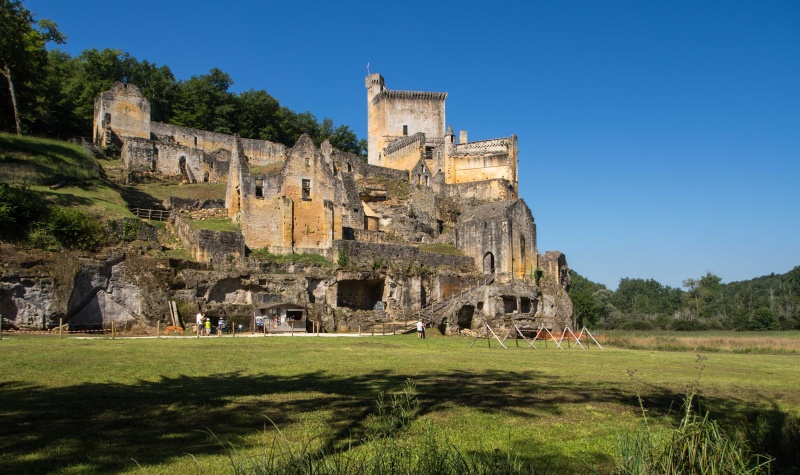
196,312,204,336
416,319,425,339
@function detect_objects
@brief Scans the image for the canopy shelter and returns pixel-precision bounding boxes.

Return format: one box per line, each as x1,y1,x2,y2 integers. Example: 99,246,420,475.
254,303,308,333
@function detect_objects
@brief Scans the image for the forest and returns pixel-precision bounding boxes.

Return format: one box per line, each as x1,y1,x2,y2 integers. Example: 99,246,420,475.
569,267,800,331
0,1,364,155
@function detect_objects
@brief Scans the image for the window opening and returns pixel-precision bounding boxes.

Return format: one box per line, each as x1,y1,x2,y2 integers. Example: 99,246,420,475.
302,179,311,200
403,125,408,136
255,179,264,198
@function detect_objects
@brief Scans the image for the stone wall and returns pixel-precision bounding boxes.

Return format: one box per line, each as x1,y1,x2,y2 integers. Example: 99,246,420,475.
366,74,446,164
93,83,150,146
122,137,155,173
334,240,474,271
382,133,425,171
173,214,245,265
444,179,513,202
455,199,538,281
151,122,287,165
330,148,408,183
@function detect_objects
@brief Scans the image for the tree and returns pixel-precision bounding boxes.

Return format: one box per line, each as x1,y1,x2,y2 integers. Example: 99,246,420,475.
172,68,236,134
0,0,64,134
236,88,280,140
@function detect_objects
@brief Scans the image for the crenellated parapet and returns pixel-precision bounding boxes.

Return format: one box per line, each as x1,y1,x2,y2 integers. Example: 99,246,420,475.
385,132,426,155
372,90,448,105
454,136,516,154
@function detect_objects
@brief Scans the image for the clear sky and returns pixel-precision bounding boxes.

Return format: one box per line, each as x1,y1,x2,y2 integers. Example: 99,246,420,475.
25,0,800,290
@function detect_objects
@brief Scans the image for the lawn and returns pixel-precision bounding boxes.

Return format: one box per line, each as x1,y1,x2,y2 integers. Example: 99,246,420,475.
0,333,798,474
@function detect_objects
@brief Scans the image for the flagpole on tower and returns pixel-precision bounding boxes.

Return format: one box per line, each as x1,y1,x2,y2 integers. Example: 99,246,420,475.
367,62,370,76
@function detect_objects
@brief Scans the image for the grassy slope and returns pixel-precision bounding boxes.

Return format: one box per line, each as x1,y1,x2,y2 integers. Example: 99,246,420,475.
0,133,98,185
0,333,797,474
0,134,226,223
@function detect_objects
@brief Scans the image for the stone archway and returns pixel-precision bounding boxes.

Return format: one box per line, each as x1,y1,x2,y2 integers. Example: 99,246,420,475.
483,252,495,274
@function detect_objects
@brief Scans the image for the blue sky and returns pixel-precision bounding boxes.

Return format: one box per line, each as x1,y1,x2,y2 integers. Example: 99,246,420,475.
26,0,800,289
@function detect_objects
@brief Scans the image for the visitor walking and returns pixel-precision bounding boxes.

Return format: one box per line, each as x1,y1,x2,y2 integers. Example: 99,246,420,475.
204,316,211,336
196,312,203,336
416,319,425,339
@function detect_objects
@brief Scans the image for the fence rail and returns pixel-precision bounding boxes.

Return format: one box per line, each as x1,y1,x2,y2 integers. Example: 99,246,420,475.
131,208,171,221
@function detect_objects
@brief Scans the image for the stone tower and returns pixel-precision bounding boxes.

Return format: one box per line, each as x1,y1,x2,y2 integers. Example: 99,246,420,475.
365,73,446,166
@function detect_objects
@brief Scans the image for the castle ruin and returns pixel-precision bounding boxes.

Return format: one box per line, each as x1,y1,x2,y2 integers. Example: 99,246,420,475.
91,74,573,332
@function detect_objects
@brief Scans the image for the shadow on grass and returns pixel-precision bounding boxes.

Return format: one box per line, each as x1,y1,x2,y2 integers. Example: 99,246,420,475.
0,368,782,474
114,183,162,210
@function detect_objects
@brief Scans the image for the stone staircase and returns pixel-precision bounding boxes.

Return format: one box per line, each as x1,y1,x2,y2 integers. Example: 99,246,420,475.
417,274,494,323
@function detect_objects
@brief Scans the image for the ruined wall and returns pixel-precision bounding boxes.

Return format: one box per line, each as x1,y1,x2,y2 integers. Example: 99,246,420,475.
151,122,287,165
334,240,474,271
536,251,573,327
382,133,425,171
447,136,518,198
331,149,408,183
444,179,513,202
122,137,155,172
455,199,537,281
93,82,150,146
153,142,205,181
236,136,344,254
173,214,245,265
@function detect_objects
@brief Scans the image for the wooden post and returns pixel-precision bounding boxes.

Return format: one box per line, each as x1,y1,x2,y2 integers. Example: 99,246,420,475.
1,316,3,340
232,324,235,337
316,322,320,336
157,321,160,338
371,325,374,336
359,325,361,336
291,323,294,336
393,325,396,335
59,318,63,339
382,324,385,336
112,320,115,340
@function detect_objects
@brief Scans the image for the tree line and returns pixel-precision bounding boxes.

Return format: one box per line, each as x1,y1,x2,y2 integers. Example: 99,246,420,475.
569,267,800,331
0,1,365,155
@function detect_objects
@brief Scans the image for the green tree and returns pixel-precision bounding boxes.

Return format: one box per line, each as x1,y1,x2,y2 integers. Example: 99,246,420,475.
571,291,598,327
172,68,236,134
236,88,281,140
0,0,64,134
612,277,681,316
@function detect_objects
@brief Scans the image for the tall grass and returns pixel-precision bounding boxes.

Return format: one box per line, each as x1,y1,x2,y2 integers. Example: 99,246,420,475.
228,380,545,475
615,387,773,474
606,331,800,354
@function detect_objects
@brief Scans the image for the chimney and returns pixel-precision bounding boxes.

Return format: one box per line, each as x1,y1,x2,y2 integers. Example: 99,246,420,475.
459,130,468,144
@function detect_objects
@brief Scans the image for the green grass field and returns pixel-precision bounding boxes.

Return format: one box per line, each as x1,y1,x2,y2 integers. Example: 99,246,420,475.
1,333,798,474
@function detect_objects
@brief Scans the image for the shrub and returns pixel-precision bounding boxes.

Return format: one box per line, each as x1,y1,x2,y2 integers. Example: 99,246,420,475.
44,207,105,251
619,320,655,331
0,184,46,241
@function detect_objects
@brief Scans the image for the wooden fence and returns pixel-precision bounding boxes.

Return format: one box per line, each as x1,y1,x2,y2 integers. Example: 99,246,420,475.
131,208,170,221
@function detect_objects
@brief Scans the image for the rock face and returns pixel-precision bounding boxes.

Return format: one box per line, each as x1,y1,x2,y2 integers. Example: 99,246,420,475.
0,246,172,329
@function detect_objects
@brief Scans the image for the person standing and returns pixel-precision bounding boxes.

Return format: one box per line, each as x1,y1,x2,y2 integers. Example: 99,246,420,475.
196,312,204,336
416,319,424,339
204,316,211,336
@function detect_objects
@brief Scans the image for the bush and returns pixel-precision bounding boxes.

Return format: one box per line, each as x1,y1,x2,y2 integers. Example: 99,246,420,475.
0,184,46,241
668,318,709,331
42,207,105,251
619,320,655,331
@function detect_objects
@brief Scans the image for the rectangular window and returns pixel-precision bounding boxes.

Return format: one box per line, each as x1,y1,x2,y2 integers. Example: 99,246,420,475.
255,179,263,198
402,125,408,136
302,179,311,200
